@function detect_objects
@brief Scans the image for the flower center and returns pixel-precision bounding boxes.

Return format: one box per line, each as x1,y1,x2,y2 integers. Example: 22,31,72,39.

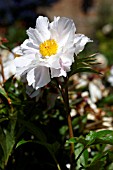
39,39,58,57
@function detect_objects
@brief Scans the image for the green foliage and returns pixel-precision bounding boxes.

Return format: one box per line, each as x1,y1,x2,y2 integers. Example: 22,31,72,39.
69,54,100,77
0,75,113,170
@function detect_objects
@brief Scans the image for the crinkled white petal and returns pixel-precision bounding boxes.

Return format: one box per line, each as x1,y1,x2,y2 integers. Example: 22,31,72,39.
59,58,71,72
50,17,75,68
14,55,35,68
74,34,93,55
27,68,35,86
50,17,76,48
21,39,38,54
3,60,16,80
27,17,50,46
31,66,50,90
37,53,61,69
60,51,74,71
51,68,67,78
35,16,50,42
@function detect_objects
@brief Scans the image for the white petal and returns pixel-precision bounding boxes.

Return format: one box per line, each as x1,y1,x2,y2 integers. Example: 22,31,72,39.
51,68,66,78
12,46,23,55
50,17,76,47
36,16,50,41
14,56,34,68
60,51,74,68
27,68,35,86
74,34,93,55
32,66,50,89
21,39,38,54
3,61,16,80
38,53,61,69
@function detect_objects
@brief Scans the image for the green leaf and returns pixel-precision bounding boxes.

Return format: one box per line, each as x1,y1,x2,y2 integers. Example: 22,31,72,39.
16,139,31,149
68,54,100,77
0,87,9,101
72,67,100,74
75,143,89,169
18,119,47,142
72,130,113,148
85,131,98,145
0,112,17,169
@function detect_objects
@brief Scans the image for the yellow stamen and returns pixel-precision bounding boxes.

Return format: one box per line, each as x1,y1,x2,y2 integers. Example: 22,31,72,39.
39,39,58,57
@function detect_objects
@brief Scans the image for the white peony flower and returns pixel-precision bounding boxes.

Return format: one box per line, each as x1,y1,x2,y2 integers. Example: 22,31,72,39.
14,16,91,90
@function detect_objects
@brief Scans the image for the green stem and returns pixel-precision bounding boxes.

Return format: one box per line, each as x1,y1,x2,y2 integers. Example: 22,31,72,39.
61,77,75,170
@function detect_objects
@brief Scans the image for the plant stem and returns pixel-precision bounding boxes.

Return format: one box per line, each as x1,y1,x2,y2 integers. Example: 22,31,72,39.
62,77,75,170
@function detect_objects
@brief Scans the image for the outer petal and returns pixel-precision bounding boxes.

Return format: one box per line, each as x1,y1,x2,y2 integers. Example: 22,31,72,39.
14,54,36,76
21,39,38,54
28,66,51,90
14,53,35,68
27,16,50,46
74,34,93,55
36,16,50,42
50,17,75,69
50,17,76,47
51,67,67,78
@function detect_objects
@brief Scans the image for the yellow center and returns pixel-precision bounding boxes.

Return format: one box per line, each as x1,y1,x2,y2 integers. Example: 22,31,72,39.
39,39,58,57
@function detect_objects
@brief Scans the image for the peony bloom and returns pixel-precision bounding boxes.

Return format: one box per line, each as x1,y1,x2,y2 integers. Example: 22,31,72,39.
14,16,91,90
